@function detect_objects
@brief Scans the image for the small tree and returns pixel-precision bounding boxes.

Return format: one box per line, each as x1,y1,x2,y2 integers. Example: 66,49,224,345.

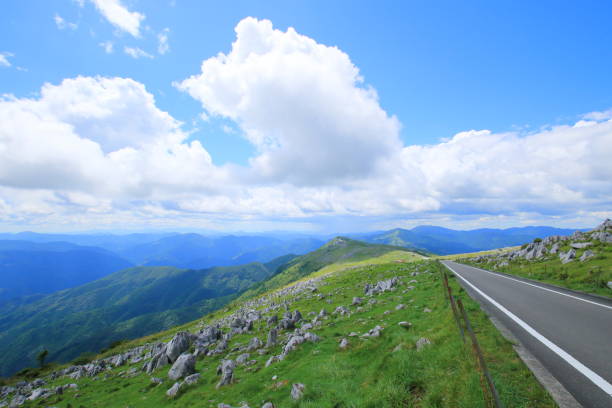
533,238,542,243
36,349,48,368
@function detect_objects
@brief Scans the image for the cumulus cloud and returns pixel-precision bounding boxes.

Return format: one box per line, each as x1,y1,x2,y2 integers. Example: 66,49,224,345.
0,76,218,198
54,14,78,30
158,28,170,55
178,17,402,185
1,17,611,231
124,46,153,59
90,0,144,37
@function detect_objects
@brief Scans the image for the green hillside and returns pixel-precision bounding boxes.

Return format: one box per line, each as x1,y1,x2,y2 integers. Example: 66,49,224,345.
238,237,410,300
0,243,555,407
0,259,286,377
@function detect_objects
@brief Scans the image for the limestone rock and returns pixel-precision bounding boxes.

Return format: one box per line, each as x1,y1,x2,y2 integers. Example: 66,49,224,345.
416,337,431,351
168,353,196,380
166,332,192,363
144,351,170,374
579,250,595,262
266,328,278,348
216,359,235,388
166,382,181,398
247,337,263,351
560,249,576,264
184,373,201,385
291,383,305,400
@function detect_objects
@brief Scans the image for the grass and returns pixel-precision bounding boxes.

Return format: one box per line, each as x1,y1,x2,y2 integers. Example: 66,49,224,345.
435,246,519,260
457,240,612,298
14,257,556,408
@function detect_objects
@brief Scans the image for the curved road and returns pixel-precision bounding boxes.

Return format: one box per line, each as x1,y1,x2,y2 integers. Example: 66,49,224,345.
441,261,612,408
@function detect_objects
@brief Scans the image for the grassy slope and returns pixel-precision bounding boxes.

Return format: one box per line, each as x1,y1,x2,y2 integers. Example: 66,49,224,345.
456,241,612,298
236,237,410,300
0,260,283,377
15,253,555,407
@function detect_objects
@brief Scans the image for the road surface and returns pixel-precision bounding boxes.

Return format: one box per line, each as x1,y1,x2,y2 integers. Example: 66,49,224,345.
441,260,612,408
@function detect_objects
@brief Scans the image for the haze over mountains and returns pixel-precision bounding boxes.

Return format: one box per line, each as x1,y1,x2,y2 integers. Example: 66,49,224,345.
0,225,580,303
0,237,401,376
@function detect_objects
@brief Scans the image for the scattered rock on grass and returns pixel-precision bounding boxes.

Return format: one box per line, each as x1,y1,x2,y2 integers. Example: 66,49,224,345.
416,337,431,351
291,383,305,400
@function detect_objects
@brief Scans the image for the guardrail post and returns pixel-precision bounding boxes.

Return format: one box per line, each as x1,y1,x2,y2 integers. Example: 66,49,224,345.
457,298,504,408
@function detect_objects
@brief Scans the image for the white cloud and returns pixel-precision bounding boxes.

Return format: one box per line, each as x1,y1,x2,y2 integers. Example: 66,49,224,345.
90,0,144,37
0,52,13,67
178,17,402,186
158,28,170,55
54,14,78,30
0,76,218,199
99,41,114,53
124,46,153,59
0,17,611,231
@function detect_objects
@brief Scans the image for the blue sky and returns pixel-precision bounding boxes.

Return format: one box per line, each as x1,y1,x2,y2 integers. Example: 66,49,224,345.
0,0,611,232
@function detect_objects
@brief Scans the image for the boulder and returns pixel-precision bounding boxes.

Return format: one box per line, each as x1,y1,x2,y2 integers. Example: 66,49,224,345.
560,249,576,264
236,353,250,365
579,250,595,262
339,338,349,349
168,353,196,380
266,328,278,348
333,306,350,316
166,332,192,362
9,395,25,407
247,337,263,351
166,382,181,398
216,359,235,388
416,337,431,351
398,321,412,329
291,383,305,400
144,351,170,374
570,242,592,249
351,297,363,306
184,373,201,385
304,332,320,342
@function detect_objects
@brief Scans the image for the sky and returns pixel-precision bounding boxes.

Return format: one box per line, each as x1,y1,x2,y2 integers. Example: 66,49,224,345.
0,0,611,233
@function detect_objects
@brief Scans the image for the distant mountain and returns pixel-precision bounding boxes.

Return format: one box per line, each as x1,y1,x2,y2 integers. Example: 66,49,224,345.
0,255,294,376
0,240,132,302
118,234,324,268
0,232,324,270
357,225,581,255
0,232,173,253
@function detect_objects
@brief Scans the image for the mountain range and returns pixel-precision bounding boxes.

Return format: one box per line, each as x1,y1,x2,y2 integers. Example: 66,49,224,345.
0,238,403,376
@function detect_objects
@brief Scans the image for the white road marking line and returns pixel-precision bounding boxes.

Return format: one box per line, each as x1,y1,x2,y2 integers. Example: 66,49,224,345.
446,261,612,310
443,262,612,397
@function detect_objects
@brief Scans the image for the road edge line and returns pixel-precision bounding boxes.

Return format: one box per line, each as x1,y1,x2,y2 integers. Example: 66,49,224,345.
442,262,612,397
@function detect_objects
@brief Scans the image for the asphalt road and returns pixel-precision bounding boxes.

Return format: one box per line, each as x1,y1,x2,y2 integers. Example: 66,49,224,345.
441,260,612,408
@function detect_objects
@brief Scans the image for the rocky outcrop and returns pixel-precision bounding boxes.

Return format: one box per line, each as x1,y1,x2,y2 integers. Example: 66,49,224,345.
168,353,196,380
364,277,400,296
166,332,192,362
216,359,236,388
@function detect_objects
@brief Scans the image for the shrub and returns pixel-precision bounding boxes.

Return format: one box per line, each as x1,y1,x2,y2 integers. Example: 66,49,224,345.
533,238,542,243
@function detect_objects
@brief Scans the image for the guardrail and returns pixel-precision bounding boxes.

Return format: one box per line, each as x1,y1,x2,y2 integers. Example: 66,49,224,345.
439,264,504,408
